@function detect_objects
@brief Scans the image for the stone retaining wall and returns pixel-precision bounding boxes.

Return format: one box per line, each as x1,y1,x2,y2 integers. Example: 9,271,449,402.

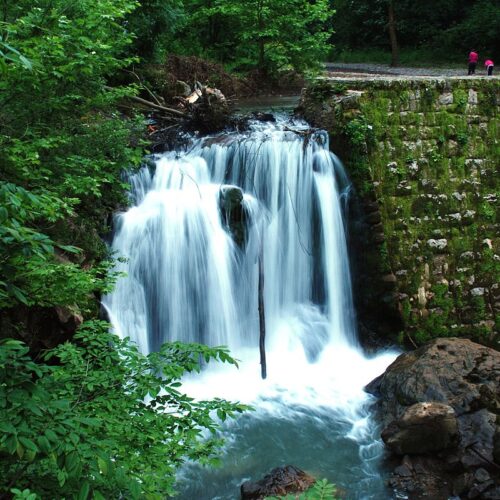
299,78,499,347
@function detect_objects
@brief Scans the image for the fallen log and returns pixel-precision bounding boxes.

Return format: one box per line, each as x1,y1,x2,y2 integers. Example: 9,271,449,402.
104,86,186,117
127,94,186,117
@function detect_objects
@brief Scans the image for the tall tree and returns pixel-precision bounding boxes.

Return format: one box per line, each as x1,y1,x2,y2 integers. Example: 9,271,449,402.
182,0,333,76
387,0,399,66
330,0,500,62
127,0,185,61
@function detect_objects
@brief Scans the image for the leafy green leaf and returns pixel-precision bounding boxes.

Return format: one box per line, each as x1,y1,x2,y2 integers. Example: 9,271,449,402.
18,437,38,452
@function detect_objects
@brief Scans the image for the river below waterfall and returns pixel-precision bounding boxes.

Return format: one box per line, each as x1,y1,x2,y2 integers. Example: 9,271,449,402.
104,115,399,499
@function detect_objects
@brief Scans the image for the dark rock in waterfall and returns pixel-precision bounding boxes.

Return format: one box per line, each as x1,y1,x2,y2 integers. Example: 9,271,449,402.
381,402,458,455
218,185,247,247
366,337,500,499
240,465,315,500
252,111,276,122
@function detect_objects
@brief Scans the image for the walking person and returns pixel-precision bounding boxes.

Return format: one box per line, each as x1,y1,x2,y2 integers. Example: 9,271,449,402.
468,49,478,75
484,58,494,76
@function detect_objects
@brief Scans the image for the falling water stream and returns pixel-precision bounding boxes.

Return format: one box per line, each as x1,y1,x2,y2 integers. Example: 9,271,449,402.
104,116,398,499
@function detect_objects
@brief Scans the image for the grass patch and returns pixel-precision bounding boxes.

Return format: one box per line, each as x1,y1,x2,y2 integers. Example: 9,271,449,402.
329,48,464,68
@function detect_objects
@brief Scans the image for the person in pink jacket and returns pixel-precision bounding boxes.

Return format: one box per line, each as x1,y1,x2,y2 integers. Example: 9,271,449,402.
468,50,478,75
484,59,494,76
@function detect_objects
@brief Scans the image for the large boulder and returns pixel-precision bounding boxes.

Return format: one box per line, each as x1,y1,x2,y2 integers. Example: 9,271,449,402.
367,338,500,499
382,403,458,455
240,465,315,500
366,338,500,424
381,402,459,455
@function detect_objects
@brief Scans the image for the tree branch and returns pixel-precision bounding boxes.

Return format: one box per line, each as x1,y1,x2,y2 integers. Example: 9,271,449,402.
103,86,186,117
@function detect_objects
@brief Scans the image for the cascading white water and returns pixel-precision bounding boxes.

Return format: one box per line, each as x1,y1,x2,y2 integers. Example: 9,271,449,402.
104,117,397,499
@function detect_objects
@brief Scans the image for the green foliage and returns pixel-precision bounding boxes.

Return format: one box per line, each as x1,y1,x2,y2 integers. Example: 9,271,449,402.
452,89,468,114
181,0,333,76
421,87,436,111
470,295,486,322
0,1,144,312
266,479,339,500
308,80,347,99
478,202,495,221
479,87,498,117
10,488,38,500
414,329,431,344
396,331,405,345
429,148,444,166
0,182,121,310
455,131,468,147
127,0,185,60
0,37,32,71
0,321,248,498
417,284,455,338
344,117,374,148
331,47,464,67
379,242,392,274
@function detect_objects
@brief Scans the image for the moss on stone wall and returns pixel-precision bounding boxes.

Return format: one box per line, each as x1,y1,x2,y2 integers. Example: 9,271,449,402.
300,78,499,348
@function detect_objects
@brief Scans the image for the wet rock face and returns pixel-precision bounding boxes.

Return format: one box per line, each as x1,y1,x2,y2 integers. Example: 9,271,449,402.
367,338,500,499
366,338,500,423
252,111,276,122
381,402,458,455
0,305,83,353
240,465,315,500
219,185,247,247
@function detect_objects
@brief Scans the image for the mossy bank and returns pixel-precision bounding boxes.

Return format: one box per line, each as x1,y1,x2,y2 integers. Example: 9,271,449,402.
299,77,499,348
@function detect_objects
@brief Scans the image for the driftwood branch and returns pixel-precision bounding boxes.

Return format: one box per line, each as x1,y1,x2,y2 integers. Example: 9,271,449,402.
283,125,315,137
104,86,186,117
126,69,162,106
127,94,186,117
258,237,267,380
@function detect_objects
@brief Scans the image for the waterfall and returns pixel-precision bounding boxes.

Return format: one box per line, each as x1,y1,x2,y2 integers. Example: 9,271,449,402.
103,117,397,499
104,118,357,355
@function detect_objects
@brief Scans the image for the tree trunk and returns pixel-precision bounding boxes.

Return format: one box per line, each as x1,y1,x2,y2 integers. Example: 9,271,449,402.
258,241,267,380
258,39,265,77
257,0,266,78
388,1,399,67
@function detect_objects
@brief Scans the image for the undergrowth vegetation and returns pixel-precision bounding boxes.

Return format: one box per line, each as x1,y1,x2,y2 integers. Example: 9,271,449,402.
0,322,247,498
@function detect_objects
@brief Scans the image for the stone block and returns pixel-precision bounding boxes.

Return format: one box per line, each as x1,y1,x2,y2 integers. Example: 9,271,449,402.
468,89,478,105
438,93,453,105
427,239,448,251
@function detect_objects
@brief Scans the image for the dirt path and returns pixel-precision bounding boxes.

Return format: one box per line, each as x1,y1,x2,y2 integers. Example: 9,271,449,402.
324,62,498,80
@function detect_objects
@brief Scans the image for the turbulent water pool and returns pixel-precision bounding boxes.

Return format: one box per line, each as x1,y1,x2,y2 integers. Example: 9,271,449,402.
177,346,397,499
104,114,398,499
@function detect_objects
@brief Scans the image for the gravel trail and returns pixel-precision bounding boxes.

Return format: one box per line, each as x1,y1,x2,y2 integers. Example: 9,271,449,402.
324,62,498,80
